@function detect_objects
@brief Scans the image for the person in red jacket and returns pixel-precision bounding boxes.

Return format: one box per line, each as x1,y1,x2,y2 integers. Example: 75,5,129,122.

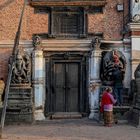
100,87,116,127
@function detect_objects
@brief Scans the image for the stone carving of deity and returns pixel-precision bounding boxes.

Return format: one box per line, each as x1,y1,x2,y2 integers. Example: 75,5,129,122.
101,50,126,85
132,0,140,22
32,35,42,50
134,63,140,79
11,51,31,84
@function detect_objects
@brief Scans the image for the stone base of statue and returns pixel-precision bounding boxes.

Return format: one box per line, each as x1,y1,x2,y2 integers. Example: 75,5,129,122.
136,78,140,94
5,84,33,123
128,107,140,128
130,95,140,127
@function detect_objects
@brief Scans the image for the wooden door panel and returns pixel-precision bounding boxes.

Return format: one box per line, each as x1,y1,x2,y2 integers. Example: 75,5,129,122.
67,63,79,87
68,88,78,112
55,63,65,112
55,88,65,112
55,63,65,87
54,62,79,112
67,63,79,112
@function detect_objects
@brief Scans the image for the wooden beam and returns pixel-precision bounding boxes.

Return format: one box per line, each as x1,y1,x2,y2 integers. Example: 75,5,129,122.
29,1,107,7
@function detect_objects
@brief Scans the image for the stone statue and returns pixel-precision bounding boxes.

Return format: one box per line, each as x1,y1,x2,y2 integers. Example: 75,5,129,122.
134,63,140,79
134,63,140,94
92,37,101,49
0,78,5,106
129,63,140,127
11,50,31,84
101,50,126,85
132,0,140,22
32,35,42,50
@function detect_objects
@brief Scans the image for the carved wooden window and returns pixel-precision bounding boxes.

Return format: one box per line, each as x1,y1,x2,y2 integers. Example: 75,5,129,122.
53,13,82,36
50,8,86,38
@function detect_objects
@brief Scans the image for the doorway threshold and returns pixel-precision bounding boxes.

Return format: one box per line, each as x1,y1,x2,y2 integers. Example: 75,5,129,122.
51,112,82,119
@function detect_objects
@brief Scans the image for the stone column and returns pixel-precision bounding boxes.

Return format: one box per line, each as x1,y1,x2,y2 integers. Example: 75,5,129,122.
89,49,101,120
129,23,140,79
32,49,45,121
131,0,140,19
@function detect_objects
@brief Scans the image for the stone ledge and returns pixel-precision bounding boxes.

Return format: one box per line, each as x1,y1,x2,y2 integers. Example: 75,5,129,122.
51,112,82,119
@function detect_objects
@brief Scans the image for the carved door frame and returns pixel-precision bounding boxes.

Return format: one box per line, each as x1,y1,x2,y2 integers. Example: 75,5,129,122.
44,51,90,116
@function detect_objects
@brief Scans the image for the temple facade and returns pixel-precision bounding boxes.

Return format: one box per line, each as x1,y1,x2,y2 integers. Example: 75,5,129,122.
0,0,135,121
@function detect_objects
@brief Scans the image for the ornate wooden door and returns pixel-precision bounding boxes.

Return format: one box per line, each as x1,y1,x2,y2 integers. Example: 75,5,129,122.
45,52,89,116
54,62,79,112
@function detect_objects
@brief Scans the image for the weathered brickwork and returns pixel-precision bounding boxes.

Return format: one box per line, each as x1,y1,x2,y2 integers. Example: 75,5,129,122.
0,48,12,81
0,0,48,40
88,0,128,40
0,0,129,80
0,0,129,40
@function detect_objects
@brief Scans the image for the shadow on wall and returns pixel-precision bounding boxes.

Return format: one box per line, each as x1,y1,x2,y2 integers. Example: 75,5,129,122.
0,0,14,10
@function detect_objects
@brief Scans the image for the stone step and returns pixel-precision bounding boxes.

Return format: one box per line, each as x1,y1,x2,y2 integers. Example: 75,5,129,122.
51,112,82,119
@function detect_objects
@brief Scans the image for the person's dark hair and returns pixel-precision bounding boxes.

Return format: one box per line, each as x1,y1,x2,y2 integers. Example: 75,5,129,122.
0,78,4,81
106,87,112,92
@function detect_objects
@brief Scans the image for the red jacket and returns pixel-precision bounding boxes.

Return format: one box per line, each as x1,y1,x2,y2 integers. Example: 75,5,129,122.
100,91,114,113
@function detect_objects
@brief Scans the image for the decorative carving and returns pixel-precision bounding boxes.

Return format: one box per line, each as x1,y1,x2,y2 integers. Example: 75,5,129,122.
101,50,126,85
131,64,140,109
132,0,140,22
11,50,31,84
64,52,70,60
134,63,140,96
129,63,140,127
89,83,99,92
92,37,101,49
132,14,140,22
32,35,42,50
134,63,140,79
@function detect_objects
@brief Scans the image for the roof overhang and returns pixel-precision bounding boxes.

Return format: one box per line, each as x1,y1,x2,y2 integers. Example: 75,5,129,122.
29,0,107,7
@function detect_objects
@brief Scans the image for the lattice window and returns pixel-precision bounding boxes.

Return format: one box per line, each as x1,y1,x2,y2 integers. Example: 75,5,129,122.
53,13,83,36
51,7,86,38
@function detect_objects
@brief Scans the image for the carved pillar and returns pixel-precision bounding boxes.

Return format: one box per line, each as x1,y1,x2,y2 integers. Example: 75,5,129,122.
129,23,140,79
89,38,101,120
32,36,45,120
131,0,140,20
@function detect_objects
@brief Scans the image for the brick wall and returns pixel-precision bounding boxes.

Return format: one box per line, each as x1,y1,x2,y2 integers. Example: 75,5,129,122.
0,0,129,40
88,0,129,40
0,0,129,80
0,0,48,40
0,48,12,81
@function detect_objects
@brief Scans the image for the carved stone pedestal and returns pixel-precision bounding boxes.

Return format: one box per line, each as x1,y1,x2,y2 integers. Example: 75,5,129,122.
129,65,140,127
6,85,33,123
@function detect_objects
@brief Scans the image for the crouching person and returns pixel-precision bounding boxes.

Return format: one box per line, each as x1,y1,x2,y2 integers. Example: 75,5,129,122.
100,87,117,127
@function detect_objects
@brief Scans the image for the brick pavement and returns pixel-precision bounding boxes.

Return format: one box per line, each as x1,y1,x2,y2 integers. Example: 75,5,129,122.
1,118,140,140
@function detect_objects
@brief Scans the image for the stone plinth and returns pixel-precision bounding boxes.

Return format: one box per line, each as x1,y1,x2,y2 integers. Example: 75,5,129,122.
6,85,33,123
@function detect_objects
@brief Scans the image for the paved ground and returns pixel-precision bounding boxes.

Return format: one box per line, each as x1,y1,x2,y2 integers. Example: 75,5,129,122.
1,118,140,140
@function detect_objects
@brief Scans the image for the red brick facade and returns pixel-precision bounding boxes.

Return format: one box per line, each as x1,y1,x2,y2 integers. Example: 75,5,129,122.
0,0,129,80
0,48,12,81
0,0,129,40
